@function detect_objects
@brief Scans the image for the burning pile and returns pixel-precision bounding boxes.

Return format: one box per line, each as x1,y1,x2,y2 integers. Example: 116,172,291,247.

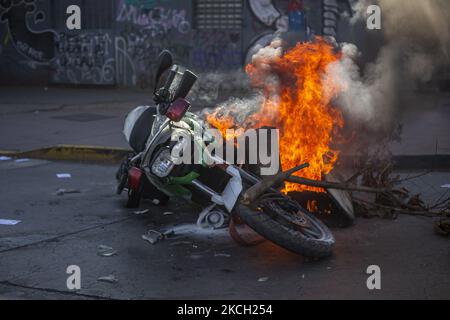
204,37,450,234
207,37,344,193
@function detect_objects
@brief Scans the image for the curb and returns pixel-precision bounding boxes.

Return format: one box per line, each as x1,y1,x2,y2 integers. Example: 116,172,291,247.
0,145,132,164
1,145,449,170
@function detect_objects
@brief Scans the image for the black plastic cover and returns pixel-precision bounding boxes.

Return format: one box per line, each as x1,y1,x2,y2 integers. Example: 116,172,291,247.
129,106,157,152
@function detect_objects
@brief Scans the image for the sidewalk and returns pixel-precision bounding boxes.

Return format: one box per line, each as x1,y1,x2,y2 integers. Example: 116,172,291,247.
0,86,154,115
0,86,449,158
0,86,151,151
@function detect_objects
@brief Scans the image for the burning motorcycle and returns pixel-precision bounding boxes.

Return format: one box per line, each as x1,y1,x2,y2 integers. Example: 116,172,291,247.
116,50,335,258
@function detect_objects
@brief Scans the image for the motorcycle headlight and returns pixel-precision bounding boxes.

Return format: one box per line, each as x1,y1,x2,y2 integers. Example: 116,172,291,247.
151,149,175,178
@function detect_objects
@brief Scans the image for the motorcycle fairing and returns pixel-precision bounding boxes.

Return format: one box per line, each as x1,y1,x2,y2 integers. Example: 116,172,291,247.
123,105,157,153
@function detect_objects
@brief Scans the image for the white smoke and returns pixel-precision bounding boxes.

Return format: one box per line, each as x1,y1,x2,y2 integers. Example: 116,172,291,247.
246,38,283,102
201,95,264,126
323,42,397,127
201,39,284,125
190,71,250,105
203,0,450,144
190,39,287,106
333,0,450,129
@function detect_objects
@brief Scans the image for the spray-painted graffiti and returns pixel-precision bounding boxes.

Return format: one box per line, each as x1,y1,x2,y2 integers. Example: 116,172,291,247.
116,0,190,38
114,0,192,87
0,0,56,64
53,32,115,84
191,31,242,70
249,0,281,27
115,28,191,88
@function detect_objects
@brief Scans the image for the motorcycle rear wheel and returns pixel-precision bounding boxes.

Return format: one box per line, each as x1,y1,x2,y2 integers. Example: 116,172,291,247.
234,200,335,259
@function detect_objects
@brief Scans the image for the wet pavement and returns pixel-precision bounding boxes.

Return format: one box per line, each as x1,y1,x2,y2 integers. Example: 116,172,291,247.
0,159,449,299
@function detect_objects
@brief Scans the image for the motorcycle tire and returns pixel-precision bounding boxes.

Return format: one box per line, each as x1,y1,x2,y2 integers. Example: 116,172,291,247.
234,201,334,259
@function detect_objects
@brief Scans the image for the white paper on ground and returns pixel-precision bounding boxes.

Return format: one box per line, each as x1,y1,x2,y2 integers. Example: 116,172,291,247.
0,156,11,161
15,158,30,163
56,173,72,178
0,219,21,225
441,184,450,189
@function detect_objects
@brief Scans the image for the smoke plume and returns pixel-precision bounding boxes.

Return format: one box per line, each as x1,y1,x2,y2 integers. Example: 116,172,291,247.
337,0,450,129
200,39,283,125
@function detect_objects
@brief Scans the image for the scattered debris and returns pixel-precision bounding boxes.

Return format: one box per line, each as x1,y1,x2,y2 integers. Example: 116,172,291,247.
152,199,160,205
0,156,11,161
214,253,231,258
56,189,81,196
0,219,21,226
161,223,230,242
142,230,165,244
163,211,174,216
97,245,117,257
269,162,450,220
163,230,176,238
434,218,450,236
56,173,72,179
258,277,269,282
407,194,427,211
134,209,150,215
97,275,118,284
441,184,450,189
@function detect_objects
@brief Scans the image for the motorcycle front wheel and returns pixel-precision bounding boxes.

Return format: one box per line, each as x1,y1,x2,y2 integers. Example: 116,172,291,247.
234,198,335,259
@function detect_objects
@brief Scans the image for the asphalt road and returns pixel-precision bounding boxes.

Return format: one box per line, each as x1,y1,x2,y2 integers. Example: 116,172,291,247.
0,159,449,299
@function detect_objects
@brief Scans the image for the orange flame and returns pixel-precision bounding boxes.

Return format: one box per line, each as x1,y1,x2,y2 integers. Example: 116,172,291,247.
207,37,344,193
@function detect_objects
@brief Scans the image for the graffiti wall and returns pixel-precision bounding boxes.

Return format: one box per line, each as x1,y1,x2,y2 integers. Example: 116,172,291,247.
114,0,192,88
191,30,242,70
0,0,56,84
0,0,335,87
114,0,246,88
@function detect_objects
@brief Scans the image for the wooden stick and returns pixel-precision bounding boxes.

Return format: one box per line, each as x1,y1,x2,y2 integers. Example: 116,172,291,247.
286,176,388,194
242,163,310,204
392,170,432,183
352,196,439,218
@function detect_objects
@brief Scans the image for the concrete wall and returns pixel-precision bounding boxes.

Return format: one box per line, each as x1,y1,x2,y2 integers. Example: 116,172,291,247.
0,0,363,87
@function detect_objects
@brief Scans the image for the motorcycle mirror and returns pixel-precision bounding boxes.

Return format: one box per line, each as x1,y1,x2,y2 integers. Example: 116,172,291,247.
172,70,198,101
154,50,174,94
